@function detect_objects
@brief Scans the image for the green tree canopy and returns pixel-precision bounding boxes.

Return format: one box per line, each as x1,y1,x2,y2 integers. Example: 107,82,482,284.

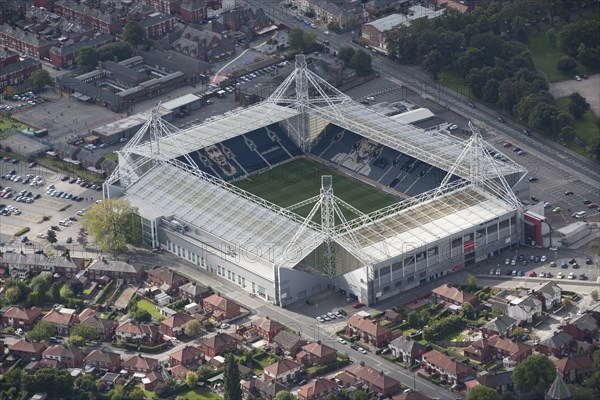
27,321,57,342
185,371,199,389
27,70,53,91
274,391,294,400
349,50,373,76
130,309,152,323
513,354,556,394
82,198,141,255
288,28,316,52
3,85,18,98
466,385,500,400
337,46,355,64
122,21,146,48
46,229,58,245
568,92,590,119
76,46,99,72
22,368,74,398
71,323,98,342
223,353,242,400
184,319,202,337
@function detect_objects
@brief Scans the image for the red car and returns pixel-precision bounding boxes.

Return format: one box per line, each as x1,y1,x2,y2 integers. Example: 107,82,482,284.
529,271,536,277
587,203,598,209
352,302,365,309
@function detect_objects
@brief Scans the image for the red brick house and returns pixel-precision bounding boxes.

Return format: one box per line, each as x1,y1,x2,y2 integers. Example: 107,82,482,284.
180,281,211,303
421,350,475,385
78,314,114,342
554,354,595,384
52,2,122,34
123,354,159,374
0,58,42,91
84,348,122,372
273,331,307,356
539,332,573,358
41,308,77,336
168,345,205,369
146,0,180,14
179,0,208,23
563,314,599,342
389,336,427,365
345,362,401,396
88,258,145,284
0,24,58,59
147,267,188,293
170,364,190,381
346,313,394,348
202,294,241,321
2,306,42,330
298,378,338,400
296,341,337,367
263,359,302,383
431,284,477,306
251,317,285,342
49,34,113,68
139,13,177,40
200,332,238,358
463,335,532,365
8,339,46,361
160,313,194,338
115,321,160,345
42,344,84,368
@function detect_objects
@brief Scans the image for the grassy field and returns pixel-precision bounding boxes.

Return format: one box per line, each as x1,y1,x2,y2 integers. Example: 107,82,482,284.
234,158,398,221
136,299,162,320
556,97,600,155
528,30,575,83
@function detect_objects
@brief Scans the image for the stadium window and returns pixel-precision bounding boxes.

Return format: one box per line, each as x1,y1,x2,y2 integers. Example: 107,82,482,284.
407,276,414,283
499,219,509,229
242,277,245,287
187,250,191,259
379,266,390,276
395,280,402,288
192,253,196,262
232,272,236,281
463,233,474,241
238,276,242,284
392,261,402,272
177,246,181,256
416,252,426,262
451,238,462,248
227,271,231,279
201,257,205,266
382,285,390,293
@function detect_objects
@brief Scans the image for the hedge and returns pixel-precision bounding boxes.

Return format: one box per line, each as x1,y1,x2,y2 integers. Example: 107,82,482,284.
307,358,351,377
14,227,30,236
94,280,114,305
116,341,168,353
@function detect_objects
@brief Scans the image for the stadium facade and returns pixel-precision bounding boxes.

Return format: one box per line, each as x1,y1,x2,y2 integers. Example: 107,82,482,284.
106,55,529,307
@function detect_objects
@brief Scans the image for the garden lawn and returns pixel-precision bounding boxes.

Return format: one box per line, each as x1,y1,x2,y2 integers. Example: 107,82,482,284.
136,299,162,320
177,389,223,400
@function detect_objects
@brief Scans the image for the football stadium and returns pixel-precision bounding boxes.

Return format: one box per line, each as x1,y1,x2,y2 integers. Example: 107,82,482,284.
106,55,529,307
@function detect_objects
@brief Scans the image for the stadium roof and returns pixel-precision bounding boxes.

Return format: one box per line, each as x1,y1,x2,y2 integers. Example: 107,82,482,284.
338,184,516,262
124,162,324,274
128,103,300,160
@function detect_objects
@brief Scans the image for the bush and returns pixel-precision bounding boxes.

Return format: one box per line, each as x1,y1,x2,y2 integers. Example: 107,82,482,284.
14,227,30,236
94,280,114,305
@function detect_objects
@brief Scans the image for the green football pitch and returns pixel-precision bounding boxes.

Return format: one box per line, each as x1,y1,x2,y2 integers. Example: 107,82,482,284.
234,158,399,220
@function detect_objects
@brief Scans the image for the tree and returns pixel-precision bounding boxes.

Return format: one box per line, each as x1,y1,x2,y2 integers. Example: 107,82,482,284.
51,282,62,303
513,326,524,338
69,335,86,347
27,321,57,341
223,353,242,400
591,290,599,301
3,85,18,98
184,319,202,337
27,70,53,91
185,371,199,389
274,391,294,400
122,21,146,48
513,354,556,394
349,50,372,76
461,302,476,320
568,92,590,119
77,228,89,247
82,198,141,255
130,309,152,323
71,323,97,342
4,286,21,304
467,274,477,290
422,50,443,79
31,274,50,295
287,28,315,52
76,374,97,394
46,229,58,245
466,385,500,400
556,56,577,73
76,46,99,72
97,42,133,62
22,368,74,398
128,387,145,400
349,390,369,400
68,279,84,296
559,125,576,142
337,46,355,64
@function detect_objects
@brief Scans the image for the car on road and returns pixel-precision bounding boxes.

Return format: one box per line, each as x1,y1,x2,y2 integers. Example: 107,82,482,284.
350,344,358,350
220,323,230,329
358,348,368,354
66,237,72,244
531,196,539,202
564,191,575,196
337,337,346,344
549,246,559,251
497,117,505,123
305,300,314,306
353,302,365,309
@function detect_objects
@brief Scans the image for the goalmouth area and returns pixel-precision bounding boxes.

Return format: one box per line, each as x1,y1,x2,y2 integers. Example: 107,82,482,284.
233,158,399,221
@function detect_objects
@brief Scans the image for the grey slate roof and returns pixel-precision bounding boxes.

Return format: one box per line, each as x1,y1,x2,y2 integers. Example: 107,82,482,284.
541,331,573,349
547,374,572,400
0,58,40,77
389,336,426,354
482,315,517,334
569,313,599,332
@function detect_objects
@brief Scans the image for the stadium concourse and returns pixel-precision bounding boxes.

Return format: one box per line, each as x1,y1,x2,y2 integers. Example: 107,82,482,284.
105,55,529,308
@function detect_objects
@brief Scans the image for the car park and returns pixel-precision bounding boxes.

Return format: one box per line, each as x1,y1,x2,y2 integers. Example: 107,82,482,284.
568,272,575,280
534,256,541,262
540,255,546,262
586,258,593,265
557,272,563,279
511,259,516,266
495,269,501,275
561,262,568,269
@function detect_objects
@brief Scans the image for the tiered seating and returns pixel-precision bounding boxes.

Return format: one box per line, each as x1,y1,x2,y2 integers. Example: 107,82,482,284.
310,125,345,157
268,125,303,157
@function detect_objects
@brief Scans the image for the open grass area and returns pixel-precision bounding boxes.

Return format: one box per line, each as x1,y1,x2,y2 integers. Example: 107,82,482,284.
528,30,575,83
438,69,470,100
234,158,398,221
176,389,223,400
136,299,162,320
103,152,118,162
557,97,600,145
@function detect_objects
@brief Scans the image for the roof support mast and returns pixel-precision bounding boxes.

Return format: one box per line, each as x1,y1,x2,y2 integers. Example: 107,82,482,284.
320,176,336,278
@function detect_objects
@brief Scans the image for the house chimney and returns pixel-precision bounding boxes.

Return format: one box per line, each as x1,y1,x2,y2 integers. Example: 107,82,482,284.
379,370,384,376
317,340,321,345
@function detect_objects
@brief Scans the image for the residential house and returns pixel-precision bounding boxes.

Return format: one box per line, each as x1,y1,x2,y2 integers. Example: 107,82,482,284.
388,336,427,365
539,332,574,358
222,7,270,43
463,335,532,366
179,0,208,23
170,364,190,381
180,281,211,303
345,362,401,396
202,294,240,321
88,258,145,284
481,315,517,339
99,372,123,390
42,344,83,368
147,267,188,294
392,390,430,400
507,295,542,324
531,282,562,311
115,321,160,345
263,359,302,383
563,313,599,342
1,306,42,329
200,332,237,358
160,313,194,338
168,345,205,369
273,330,307,356
346,313,394,348
298,378,338,400
84,348,122,372
145,0,180,14
49,34,113,68
435,0,468,13
242,377,288,400
142,371,163,391
172,25,235,62
78,314,114,342
364,0,407,17
0,253,81,278
554,354,595,384
251,316,285,342
421,350,475,385
8,339,46,361
122,354,160,374
296,341,337,367
473,371,514,394
0,24,58,59
294,0,362,30
139,13,177,40
0,58,42,90
52,1,122,34
382,309,402,323
41,308,77,336
431,283,477,306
